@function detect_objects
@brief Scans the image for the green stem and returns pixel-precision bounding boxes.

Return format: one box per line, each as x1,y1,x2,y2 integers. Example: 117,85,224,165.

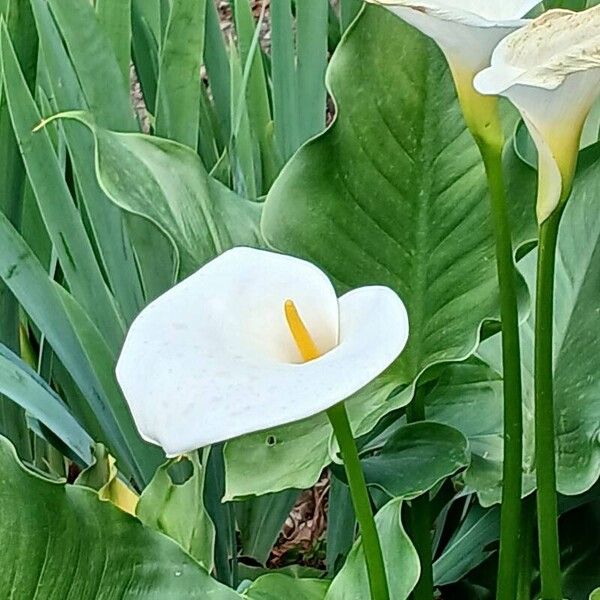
535,211,563,599
327,402,389,600
517,495,535,600
477,137,524,600
406,389,433,600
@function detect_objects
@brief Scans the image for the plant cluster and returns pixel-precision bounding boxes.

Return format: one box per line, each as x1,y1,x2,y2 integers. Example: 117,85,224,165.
0,1,599,599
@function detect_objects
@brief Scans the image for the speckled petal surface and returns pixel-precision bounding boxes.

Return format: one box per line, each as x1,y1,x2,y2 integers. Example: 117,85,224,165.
116,248,409,455
367,0,538,71
474,7,600,220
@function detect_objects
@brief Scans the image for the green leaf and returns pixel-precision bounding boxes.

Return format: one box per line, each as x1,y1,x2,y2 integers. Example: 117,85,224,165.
424,358,536,507
155,0,206,148
296,0,328,143
46,0,136,132
433,503,500,586
204,0,231,141
263,6,502,389
358,422,469,499
0,24,125,352
438,144,600,503
243,574,330,600
561,503,600,600
236,489,299,564
44,0,171,298
233,0,278,190
0,0,37,459
591,589,600,600
271,0,299,160
57,112,263,279
137,452,215,571
231,4,520,500
0,212,140,479
54,283,162,485
229,41,257,199
543,0,598,9
479,144,600,497
326,476,355,576
131,0,160,111
325,498,419,600
0,435,241,599
95,0,131,87
224,375,403,500
0,343,93,465
339,0,363,31
32,0,144,324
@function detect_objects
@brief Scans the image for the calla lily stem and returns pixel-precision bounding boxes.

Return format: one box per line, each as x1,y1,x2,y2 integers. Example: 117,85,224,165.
517,495,535,600
473,110,524,600
327,402,389,600
534,210,563,600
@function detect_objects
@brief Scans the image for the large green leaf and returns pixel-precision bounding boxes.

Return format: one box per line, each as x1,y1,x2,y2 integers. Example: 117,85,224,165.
423,358,536,506
357,422,469,499
263,6,501,384
479,144,600,498
430,144,600,503
54,112,263,279
325,498,419,600
0,435,240,599
226,4,518,500
137,453,215,571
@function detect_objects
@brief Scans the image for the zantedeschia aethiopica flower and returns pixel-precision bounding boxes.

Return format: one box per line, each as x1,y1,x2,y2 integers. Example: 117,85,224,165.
116,248,409,456
475,7,600,222
367,0,540,140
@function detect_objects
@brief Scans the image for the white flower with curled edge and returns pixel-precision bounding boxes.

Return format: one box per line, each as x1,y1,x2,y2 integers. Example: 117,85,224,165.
116,247,409,457
474,6,600,223
366,0,540,143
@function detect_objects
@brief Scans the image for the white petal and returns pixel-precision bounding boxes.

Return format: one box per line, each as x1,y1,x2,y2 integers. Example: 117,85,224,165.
371,0,539,23
116,249,409,455
369,0,536,72
117,248,338,451
474,8,600,93
474,7,600,221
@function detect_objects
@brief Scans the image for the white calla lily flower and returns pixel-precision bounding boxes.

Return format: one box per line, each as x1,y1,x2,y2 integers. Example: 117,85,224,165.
367,0,540,141
474,7,600,222
116,248,409,456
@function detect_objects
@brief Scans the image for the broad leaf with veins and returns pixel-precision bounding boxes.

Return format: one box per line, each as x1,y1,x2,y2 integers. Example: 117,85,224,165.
225,5,532,499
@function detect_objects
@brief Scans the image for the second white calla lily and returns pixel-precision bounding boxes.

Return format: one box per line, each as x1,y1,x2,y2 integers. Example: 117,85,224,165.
116,248,409,456
367,0,540,138
475,7,600,222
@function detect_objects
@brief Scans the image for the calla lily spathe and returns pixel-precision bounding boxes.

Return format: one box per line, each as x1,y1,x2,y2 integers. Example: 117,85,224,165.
366,0,540,139
474,7,600,222
116,248,409,456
